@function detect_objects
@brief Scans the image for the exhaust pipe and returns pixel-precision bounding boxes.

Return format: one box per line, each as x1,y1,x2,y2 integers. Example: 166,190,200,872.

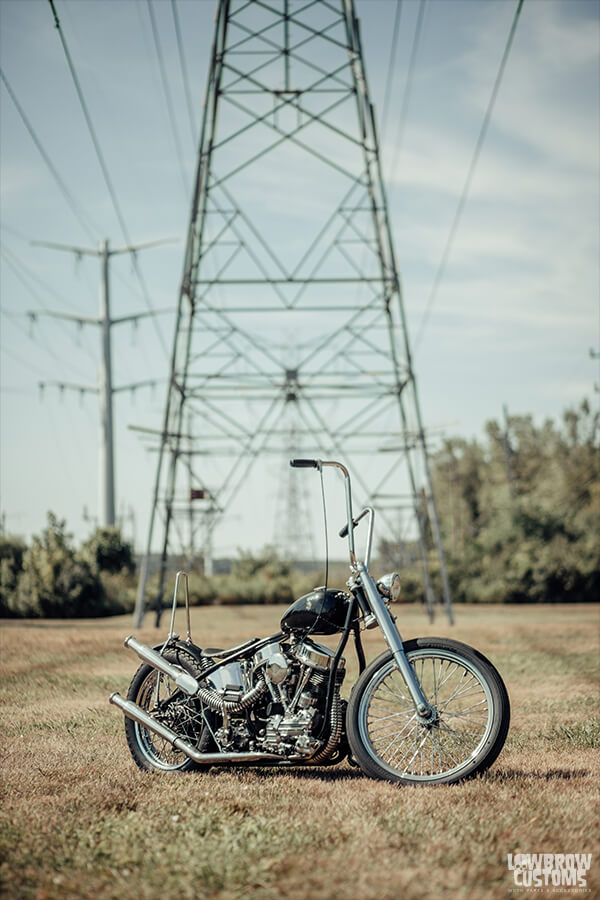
124,635,199,695
109,692,281,765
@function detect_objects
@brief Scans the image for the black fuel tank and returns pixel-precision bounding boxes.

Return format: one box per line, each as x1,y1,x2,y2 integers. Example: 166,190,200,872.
280,588,351,635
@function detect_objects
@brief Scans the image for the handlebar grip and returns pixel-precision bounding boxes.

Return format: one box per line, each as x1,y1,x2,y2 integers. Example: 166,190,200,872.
289,459,319,468
339,517,359,538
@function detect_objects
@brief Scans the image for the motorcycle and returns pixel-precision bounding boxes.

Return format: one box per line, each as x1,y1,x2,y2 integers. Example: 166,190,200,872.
110,459,510,785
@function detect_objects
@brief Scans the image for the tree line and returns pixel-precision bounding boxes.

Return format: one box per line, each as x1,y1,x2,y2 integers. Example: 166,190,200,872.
381,398,598,604
0,517,136,618
1,399,598,617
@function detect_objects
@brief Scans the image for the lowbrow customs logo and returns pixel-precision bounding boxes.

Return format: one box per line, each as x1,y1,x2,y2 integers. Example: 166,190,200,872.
507,854,593,892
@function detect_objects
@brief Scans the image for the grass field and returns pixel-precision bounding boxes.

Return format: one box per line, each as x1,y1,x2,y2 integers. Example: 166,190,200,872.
1,603,599,900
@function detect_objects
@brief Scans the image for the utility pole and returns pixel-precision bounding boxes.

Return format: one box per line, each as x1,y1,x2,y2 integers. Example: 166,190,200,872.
31,237,172,527
99,239,115,524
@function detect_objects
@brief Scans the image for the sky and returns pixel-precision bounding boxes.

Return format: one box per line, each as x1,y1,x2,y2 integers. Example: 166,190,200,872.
1,0,598,561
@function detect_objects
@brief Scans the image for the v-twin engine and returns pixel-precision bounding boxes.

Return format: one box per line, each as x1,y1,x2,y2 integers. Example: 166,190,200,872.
203,637,345,761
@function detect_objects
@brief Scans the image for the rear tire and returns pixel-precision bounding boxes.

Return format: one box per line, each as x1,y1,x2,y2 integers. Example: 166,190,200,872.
124,646,213,773
347,637,510,785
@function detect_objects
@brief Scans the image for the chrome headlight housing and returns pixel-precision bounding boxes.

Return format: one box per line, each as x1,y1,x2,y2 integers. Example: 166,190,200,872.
376,572,401,603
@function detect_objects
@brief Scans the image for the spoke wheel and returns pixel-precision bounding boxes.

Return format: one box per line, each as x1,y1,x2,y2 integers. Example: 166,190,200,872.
347,638,510,785
124,647,211,772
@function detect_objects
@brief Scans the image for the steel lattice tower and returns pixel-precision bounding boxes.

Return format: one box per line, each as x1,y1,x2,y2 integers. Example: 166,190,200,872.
135,0,452,626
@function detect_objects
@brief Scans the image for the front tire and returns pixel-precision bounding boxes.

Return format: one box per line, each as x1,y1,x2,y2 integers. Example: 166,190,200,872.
347,637,510,785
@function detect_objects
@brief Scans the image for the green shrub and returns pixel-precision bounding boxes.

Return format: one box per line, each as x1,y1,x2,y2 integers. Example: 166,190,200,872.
0,535,26,616
81,527,135,575
8,513,133,618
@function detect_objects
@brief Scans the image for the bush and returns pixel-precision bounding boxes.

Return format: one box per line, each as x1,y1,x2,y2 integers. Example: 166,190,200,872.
7,513,133,618
99,571,136,615
424,399,600,604
0,535,26,617
177,550,320,608
81,527,135,575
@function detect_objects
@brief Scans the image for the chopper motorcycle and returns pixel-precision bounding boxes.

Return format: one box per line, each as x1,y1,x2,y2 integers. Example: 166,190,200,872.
110,460,510,785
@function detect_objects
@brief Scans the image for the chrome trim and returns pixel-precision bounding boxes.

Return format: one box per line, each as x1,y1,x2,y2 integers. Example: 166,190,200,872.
109,692,282,764
357,563,432,716
124,635,199,695
363,506,375,567
204,662,246,694
321,460,356,565
292,638,335,672
377,572,400,600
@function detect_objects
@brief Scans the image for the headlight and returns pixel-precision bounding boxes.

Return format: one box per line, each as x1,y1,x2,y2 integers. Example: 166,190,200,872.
376,572,401,603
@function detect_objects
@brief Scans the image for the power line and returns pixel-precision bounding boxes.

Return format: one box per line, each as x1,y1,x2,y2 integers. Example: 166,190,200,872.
413,0,526,351
379,0,403,144
46,0,170,360
0,68,98,242
1,238,98,360
0,250,96,373
0,303,35,339
46,0,132,245
147,0,189,199
354,1,403,304
386,0,427,185
2,242,86,315
30,237,168,526
0,304,94,381
170,0,198,149
1,345,55,379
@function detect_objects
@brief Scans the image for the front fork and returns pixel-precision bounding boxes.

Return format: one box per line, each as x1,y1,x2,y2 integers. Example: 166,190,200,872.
356,563,434,719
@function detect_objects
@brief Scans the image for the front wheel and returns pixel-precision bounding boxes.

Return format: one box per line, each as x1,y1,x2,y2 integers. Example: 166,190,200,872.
347,637,510,785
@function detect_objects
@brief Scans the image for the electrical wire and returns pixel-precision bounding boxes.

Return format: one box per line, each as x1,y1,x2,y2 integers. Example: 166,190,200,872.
171,0,198,148
46,0,131,245
413,0,525,352
0,252,97,375
379,0,403,145
0,68,99,242
46,0,169,359
349,0,402,301
386,0,427,186
1,243,81,312
147,0,189,199
1,345,56,379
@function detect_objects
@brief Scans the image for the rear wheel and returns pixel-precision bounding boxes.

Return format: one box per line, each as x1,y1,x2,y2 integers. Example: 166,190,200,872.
347,637,510,785
124,647,213,772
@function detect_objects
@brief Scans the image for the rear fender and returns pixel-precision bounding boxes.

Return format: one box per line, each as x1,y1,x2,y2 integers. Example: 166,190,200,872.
152,638,207,669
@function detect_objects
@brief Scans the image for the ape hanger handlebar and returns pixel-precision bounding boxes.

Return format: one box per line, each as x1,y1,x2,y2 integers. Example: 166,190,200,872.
289,459,374,568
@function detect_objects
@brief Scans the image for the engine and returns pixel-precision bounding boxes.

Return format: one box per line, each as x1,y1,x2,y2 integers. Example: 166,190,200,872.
201,637,345,759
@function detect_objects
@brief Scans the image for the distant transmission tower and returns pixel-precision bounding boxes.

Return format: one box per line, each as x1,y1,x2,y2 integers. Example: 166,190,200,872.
135,0,452,627
273,403,317,562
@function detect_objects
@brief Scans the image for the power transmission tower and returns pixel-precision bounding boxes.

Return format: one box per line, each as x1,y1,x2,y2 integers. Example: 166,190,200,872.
31,238,170,527
273,397,317,563
135,0,453,627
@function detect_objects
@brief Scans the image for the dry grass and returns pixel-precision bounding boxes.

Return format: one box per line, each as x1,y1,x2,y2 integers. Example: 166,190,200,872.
1,603,599,900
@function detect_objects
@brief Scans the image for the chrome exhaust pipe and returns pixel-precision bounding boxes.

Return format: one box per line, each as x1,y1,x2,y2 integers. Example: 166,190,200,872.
123,635,199,695
109,692,281,765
